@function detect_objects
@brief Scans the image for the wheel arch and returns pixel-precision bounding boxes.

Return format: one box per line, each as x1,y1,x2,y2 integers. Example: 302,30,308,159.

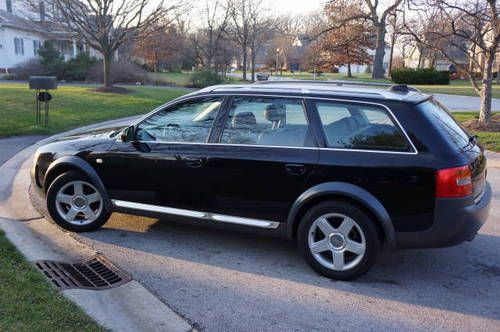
43,156,112,212
287,182,396,247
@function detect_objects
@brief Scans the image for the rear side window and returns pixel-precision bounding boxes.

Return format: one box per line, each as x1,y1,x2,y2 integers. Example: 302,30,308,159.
418,100,470,151
220,96,311,147
314,100,411,152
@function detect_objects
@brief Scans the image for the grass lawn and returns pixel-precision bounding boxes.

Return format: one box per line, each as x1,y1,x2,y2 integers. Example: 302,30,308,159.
416,80,500,98
0,230,104,331
148,72,192,87
0,83,189,137
454,112,500,152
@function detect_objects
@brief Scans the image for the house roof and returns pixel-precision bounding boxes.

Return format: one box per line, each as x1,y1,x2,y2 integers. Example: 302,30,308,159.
0,9,72,39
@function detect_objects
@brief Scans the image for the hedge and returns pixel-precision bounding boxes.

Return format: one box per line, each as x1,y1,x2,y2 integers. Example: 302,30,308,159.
390,68,450,85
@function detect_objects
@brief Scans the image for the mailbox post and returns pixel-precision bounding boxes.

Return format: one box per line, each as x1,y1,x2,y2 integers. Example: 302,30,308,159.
29,76,57,126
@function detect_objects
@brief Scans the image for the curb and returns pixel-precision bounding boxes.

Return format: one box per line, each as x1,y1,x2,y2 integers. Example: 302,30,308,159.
0,117,193,332
485,150,500,168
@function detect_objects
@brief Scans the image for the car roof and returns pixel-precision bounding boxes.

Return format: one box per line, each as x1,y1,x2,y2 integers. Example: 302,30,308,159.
195,80,430,104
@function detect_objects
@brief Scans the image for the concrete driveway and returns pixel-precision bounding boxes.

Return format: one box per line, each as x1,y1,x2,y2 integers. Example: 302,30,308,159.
2,116,499,331
29,163,500,331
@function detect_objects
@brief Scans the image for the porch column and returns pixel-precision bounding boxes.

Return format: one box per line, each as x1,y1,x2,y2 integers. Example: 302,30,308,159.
72,39,77,58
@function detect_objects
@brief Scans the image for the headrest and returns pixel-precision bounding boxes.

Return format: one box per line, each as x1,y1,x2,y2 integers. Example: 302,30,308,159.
264,104,286,122
232,112,257,128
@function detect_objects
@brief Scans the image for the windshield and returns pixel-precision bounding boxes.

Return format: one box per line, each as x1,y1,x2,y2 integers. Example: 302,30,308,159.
418,99,472,152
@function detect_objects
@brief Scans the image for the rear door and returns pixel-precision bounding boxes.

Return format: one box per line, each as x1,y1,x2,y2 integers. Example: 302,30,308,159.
204,95,320,225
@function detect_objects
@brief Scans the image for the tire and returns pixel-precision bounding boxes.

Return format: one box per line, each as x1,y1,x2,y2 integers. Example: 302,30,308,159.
46,170,110,232
297,200,381,280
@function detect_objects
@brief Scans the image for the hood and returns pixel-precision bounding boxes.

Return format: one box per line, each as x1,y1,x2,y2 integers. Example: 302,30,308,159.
36,125,126,157
52,125,127,142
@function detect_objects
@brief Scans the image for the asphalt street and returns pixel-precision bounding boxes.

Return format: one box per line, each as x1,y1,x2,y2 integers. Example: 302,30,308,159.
52,169,499,332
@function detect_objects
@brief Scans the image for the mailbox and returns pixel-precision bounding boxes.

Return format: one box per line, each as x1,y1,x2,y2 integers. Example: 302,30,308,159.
29,76,57,90
29,76,57,126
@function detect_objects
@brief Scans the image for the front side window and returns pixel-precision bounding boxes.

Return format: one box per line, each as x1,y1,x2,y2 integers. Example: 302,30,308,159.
14,38,24,55
315,100,410,152
6,0,12,13
220,96,310,147
33,40,41,55
135,97,223,143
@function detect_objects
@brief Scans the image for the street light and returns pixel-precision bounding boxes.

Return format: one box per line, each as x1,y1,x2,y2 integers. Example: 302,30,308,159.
276,48,280,76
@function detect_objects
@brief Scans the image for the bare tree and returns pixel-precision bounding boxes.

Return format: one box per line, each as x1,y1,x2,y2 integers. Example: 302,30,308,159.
25,0,179,89
191,0,230,71
405,0,500,124
387,10,402,75
228,0,266,81
272,15,303,74
248,15,273,81
323,0,404,79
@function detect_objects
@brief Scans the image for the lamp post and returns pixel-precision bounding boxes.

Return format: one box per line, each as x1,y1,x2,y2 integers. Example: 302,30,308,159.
276,48,280,76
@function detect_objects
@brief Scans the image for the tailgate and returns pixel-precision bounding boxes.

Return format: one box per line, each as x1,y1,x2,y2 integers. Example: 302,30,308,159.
470,152,487,203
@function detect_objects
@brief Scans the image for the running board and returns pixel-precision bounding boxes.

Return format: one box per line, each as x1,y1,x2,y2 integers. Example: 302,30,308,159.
111,200,280,229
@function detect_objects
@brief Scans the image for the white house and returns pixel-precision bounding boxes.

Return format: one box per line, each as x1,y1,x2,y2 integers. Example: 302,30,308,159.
0,0,97,74
337,46,392,75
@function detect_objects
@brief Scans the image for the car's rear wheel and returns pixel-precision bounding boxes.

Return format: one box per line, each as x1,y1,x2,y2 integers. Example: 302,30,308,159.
298,201,381,280
46,170,110,232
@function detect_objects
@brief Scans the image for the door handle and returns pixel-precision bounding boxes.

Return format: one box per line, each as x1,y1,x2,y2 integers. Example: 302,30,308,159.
184,157,204,168
285,163,306,175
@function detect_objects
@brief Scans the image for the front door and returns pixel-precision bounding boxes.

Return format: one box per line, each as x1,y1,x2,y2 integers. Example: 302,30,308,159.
96,96,225,212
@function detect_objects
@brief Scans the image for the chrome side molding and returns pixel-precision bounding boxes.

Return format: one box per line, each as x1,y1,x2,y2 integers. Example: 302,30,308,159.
111,200,280,229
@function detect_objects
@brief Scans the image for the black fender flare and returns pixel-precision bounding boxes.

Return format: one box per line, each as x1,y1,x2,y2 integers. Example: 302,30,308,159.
286,182,396,247
43,156,112,212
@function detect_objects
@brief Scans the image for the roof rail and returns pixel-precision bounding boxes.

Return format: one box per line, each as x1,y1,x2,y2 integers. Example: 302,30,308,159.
255,79,420,93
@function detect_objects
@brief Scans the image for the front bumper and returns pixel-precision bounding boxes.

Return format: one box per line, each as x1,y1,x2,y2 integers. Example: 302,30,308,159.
396,181,492,248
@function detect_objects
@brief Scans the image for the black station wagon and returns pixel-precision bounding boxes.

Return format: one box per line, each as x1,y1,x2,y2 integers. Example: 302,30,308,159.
32,81,492,280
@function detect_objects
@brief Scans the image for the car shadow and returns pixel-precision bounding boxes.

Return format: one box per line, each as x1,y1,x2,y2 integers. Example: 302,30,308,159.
76,213,500,321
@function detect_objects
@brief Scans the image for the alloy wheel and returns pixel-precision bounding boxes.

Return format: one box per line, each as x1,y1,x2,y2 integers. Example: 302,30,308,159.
54,180,103,226
308,213,366,271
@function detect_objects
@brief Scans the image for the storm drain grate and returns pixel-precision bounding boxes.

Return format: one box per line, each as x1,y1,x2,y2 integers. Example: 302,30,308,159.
35,255,132,290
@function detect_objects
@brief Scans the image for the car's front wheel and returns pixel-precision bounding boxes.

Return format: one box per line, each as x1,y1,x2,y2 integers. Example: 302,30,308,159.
46,170,110,232
298,201,381,280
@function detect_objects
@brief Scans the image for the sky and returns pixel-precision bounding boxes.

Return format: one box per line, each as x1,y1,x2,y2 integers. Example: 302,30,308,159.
263,0,326,15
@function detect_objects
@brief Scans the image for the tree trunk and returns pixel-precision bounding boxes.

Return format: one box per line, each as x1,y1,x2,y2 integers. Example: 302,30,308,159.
347,63,352,78
417,50,423,69
479,53,494,124
251,47,256,82
372,24,387,79
388,34,396,75
103,51,113,89
497,60,500,84
242,47,248,81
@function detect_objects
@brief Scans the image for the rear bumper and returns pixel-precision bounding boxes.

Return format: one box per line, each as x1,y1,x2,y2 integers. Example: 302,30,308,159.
396,181,492,248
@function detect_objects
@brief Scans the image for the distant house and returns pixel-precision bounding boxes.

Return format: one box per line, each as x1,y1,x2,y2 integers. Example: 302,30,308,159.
403,39,468,71
0,0,98,74
279,35,390,75
337,46,391,75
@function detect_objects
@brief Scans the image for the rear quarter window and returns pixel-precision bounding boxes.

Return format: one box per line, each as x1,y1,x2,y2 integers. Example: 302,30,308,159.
418,100,471,152
314,100,412,152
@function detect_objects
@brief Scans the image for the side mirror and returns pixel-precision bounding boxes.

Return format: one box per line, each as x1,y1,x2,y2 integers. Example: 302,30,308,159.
121,125,135,142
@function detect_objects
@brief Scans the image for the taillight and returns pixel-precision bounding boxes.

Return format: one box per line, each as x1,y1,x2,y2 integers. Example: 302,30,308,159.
435,165,472,198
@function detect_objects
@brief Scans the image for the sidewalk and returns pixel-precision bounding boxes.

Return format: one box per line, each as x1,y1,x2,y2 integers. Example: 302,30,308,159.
0,119,193,332
0,135,46,165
